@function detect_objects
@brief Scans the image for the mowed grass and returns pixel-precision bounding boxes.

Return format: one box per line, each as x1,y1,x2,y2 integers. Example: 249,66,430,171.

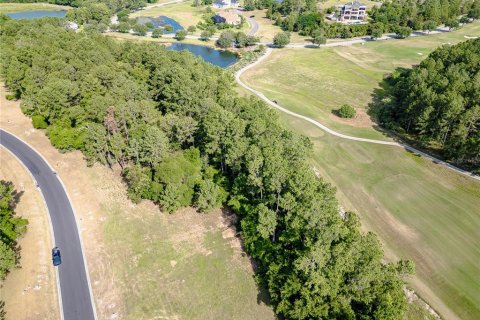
278,113,480,320
241,21,480,139
0,2,70,13
240,23,480,320
104,203,274,319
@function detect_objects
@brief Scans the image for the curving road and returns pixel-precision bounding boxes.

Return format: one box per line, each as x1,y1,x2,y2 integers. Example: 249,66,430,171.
0,129,96,320
235,48,480,181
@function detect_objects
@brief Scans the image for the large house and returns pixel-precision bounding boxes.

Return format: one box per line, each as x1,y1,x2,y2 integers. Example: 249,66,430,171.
328,1,367,24
213,0,239,9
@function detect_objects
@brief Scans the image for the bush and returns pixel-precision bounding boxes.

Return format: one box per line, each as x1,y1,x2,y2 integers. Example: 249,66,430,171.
32,115,48,129
336,104,356,118
187,25,196,33
117,22,130,33
200,29,212,41
133,24,148,36
152,28,163,38
273,32,290,48
175,30,187,40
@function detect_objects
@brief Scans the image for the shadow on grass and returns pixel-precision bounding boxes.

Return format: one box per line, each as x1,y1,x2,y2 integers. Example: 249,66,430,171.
219,207,272,308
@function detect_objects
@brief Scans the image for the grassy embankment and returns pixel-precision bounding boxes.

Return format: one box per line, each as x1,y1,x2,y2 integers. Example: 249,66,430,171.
241,22,480,320
0,2,69,13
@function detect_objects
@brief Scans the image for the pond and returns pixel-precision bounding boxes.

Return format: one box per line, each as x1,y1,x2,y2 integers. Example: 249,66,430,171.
167,43,238,68
136,15,183,34
6,10,67,20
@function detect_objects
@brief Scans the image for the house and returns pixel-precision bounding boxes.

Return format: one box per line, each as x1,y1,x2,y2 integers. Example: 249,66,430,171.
327,1,367,24
212,11,241,25
213,0,239,9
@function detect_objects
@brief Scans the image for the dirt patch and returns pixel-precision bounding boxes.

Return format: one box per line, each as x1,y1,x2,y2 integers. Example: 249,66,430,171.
0,149,59,320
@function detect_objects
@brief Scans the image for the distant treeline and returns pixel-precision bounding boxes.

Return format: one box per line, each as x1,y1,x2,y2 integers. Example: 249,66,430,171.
245,0,480,39
1,18,414,319
372,39,480,171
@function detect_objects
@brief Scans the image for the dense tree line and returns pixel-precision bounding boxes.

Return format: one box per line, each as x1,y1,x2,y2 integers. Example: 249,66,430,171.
245,0,479,39
1,18,414,319
0,181,28,281
372,39,480,170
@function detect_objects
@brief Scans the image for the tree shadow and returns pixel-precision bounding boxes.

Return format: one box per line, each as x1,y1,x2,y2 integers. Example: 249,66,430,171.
219,207,272,308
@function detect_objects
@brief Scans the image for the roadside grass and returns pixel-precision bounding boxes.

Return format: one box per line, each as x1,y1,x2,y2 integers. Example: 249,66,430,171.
239,23,480,320
240,21,480,139
104,204,274,320
0,2,70,13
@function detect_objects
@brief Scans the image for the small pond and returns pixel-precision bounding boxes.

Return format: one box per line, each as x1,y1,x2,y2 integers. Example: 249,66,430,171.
6,10,67,20
136,15,183,34
167,43,238,68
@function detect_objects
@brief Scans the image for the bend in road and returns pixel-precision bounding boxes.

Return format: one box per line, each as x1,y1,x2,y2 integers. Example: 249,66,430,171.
235,48,480,181
0,129,96,320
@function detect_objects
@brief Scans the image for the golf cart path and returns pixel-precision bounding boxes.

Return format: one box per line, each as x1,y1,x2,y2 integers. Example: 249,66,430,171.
235,47,480,181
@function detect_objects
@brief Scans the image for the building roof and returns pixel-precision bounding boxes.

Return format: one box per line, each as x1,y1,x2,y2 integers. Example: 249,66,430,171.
216,11,241,24
341,1,366,9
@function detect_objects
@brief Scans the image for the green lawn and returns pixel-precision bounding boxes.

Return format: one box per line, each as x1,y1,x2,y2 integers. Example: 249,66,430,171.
241,22,480,139
240,23,480,320
104,203,274,319
0,2,70,13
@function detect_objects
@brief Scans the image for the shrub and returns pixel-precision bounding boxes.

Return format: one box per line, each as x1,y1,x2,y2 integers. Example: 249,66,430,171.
273,32,290,48
32,115,48,129
200,30,212,41
187,25,196,33
152,28,163,38
175,30,187,40
336,104,356,118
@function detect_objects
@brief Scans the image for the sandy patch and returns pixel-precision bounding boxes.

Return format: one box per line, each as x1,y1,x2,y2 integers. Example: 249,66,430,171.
0,149,59,320
329,108,375,128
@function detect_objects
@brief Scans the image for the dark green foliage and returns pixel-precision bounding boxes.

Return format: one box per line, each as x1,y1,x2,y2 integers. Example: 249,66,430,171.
0,181,28,280
31,115,48,129
372,39,480,170
395,26,412,38
0,19,413,319
336,104,356,118
273,32,290,47
151,27,163,38
175,29,187,40
217,30,235,48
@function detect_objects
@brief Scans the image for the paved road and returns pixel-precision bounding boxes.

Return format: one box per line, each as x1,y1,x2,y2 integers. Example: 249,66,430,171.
235,48,480,181
0,129,96,320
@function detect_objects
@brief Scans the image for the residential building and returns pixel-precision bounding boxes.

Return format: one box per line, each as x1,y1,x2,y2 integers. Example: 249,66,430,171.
213,0,239,9
327,1,367,24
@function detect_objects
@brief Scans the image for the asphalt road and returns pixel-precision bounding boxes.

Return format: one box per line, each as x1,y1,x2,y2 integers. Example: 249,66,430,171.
0,129,96,320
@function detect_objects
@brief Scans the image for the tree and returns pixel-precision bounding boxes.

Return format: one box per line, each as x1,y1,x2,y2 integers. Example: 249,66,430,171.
200,29,212,41
336,104,356,118
273,32,290,48
445,18,459,30
117,21,130,33
370,22,384,39
175,30,187,40
187,25,196,33
256,204,277,240
133,23,148,36
423,20,438,33
194,179,222,212
217,31,235,48
311,29,326,46
396,26,412,38
152,28,163,38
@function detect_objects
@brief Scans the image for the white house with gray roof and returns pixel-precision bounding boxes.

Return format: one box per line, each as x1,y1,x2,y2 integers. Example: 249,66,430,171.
327,1,367,24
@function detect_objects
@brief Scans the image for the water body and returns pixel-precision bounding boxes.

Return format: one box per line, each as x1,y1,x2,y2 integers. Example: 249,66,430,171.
136,15,183,34
167,43,238,68
7,10,67,20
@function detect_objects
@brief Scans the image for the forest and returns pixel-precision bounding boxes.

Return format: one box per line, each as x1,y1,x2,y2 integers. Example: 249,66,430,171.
245,0,479,38
0,17,414,319
372,39,480,171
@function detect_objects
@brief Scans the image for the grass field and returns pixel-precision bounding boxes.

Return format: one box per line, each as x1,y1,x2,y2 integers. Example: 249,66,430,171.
240,23,480,320
0,2,70,13
241,22,480,139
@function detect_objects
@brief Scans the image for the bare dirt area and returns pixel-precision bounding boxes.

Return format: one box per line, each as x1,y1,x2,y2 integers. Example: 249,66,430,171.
0,148,59,320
